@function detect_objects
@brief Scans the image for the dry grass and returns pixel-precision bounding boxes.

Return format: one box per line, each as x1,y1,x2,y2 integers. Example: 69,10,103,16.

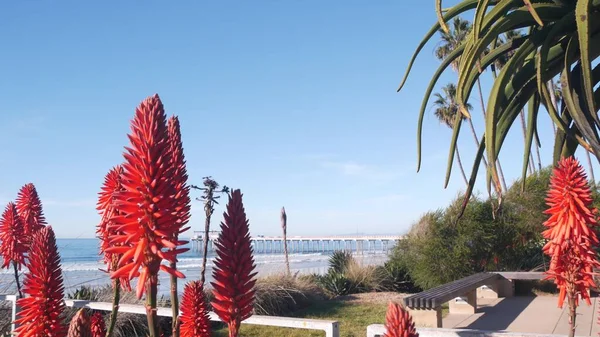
344,261,391,294
253,273,325,316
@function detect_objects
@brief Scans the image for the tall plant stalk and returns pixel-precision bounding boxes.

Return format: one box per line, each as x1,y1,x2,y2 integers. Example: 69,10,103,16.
146,276,159,337
167,115,191,337
106,279,120,337
12,262,22,298
192,177,229,284
281,207,290,276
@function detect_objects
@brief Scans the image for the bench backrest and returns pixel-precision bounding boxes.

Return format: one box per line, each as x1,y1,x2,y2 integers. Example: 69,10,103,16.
403,272,500,309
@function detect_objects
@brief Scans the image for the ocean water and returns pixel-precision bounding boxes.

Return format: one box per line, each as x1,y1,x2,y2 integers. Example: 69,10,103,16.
0,238,392,296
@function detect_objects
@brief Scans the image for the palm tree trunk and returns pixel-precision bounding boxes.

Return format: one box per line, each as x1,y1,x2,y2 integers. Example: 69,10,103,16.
519,110,535,175
467,118,489,168
586,151,596,185
281,208,290,277
455,146,469,187
477,78,508,191
534,135,543,171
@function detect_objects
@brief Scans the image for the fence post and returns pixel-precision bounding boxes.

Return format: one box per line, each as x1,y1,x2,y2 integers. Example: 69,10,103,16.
325,321,339,337
8,294,19,333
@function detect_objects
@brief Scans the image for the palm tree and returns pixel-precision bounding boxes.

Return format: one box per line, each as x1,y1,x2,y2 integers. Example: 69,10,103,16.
435,17,507,192
433,83,470,186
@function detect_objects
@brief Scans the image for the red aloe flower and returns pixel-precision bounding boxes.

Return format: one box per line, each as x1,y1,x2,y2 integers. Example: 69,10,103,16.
14,226,67,337
167,115,191,337
542,157,600,308
16,183,47,238
96,165,131,291
0,202,27,269
107,94,187,336
90,312,107,337
167,115,191,232
67,309,92,337
383,302,419,337
211,189,257,337
179,281,211,337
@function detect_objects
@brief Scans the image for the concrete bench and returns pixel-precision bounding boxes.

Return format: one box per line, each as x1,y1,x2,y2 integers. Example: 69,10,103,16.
403,272,515,327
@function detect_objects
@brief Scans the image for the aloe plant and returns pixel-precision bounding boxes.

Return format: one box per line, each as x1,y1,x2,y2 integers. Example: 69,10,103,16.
400,0,600,211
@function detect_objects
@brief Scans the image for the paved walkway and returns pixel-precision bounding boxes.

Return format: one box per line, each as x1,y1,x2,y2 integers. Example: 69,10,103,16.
444,296,599,336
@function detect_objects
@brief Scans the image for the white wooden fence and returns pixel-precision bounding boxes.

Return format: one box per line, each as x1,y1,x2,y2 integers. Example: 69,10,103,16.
0,295,339,337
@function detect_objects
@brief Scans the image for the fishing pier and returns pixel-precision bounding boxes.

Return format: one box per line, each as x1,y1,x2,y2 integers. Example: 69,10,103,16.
190,232,402,254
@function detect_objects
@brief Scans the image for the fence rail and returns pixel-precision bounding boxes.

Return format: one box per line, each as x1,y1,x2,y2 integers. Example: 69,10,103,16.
0,296,339,337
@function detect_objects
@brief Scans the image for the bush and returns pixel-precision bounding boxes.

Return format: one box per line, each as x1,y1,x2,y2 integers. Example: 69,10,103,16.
383,243,421,293
316,271,352,297
328,250,353,274
387,168,573,290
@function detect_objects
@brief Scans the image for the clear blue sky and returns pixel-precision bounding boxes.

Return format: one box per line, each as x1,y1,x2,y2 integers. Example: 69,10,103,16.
0,1,593,238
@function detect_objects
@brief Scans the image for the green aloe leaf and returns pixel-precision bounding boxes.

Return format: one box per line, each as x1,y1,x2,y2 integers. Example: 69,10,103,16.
576,0,597,120
458,136,487,218
473,0,493,42
436,0,450,34
523,0,545,26
416,45,465,172
560,37,600,159
397,0,481,92
457,3,568,114
521,93,540,191
444,111,464,188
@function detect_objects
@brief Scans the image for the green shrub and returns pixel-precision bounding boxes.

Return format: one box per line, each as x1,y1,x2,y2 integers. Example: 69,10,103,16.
388,168,569,290
382,247,421,293
328,250,354,274
317,271,351,297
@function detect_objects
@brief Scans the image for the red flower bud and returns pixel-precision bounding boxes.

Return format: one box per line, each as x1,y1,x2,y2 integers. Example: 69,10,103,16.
108,94,187,298
14,226,67,337
90,312,107,337
543,157,600,307
0,202,27,270
67,309,92,337
383,302,419,337
96,165,131,291
16,183,46,242
211,189,257,337
180,281,211,337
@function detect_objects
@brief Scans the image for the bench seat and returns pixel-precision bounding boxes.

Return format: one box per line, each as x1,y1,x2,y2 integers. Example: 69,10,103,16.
403,272,500,310
402,272,514,327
